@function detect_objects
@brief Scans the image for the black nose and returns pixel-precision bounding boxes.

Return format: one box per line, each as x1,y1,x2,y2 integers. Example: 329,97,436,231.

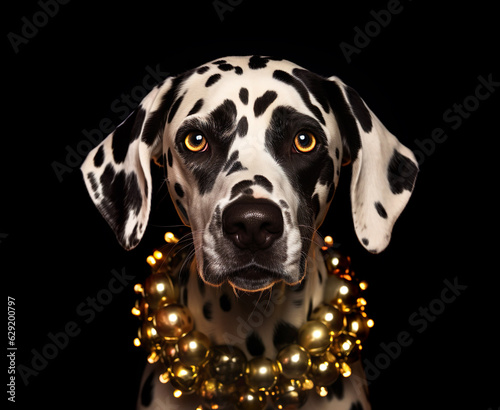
222,198,284,251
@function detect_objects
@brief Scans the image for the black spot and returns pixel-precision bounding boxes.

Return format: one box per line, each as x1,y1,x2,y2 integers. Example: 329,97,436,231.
350,401,364,410
174,183,185,198
237,116,248,137
212,59,226,65
317,269,323,284
176,199,189,222
319,157,334,185
326,182,336,203
239,87,249,105
246,332,265,356
254,90,278,117
93,145,105,167
230,180,254,199
387,150,418,194
248,55,282,70
362,238,369,246
293,298,303,307
253,175,273,193
140,370,155,407
99,164,143,246
219,293,232,311
182,287,188,305
335,147,340,160
307,299,313,319
279,200,289,209
87,172,99,197
374,201,388,218
273,70,325,125
226,161,245,176
327,376,344,400
167,148,173,167
346,86,373,133
111,108,146,163
234,66,243,75
273,321,298,350
224,150,239,171
197,65,210,74
202,302,212,321
167,94,184,123
205,73,222,87
218,63,234,71
188,98,204,116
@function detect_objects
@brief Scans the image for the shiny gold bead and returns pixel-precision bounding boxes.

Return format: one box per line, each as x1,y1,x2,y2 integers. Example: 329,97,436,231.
330,333,357,359
330,280,360,312
245,357,279,391
144,273,178,308
276,344,311,379
324,250,351,275
344,311,370,342
139,319,163,348
169,358,199,393
177,330,211,366
198,377,239,409
297,320,332,356
237,387,266,410
271,378,309,409
309,351,339,387
210,345,247,384
310,303,345,335
154,303,193,341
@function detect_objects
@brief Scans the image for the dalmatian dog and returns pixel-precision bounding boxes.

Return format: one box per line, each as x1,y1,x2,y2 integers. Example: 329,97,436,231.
81,56,418,409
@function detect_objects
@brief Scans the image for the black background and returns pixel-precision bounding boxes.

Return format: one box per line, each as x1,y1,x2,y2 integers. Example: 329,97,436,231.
4,0,498,409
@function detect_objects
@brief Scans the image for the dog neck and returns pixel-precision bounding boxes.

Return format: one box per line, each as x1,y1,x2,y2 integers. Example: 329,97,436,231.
182,241,326,358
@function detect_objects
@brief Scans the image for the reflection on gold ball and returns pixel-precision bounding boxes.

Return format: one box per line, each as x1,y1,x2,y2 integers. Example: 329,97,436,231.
237,387,266,410
245,357,279,391
309,352,339,386
276,344,311,379
271,378,309,409
177,330,211,366
210,345,247,384
310,303,345,335
298,320,332,356
169,358,199,392
154,304,193,341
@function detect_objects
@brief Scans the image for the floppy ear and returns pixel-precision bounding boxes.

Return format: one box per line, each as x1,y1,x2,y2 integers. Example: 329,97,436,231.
328,76,418,253
80,77,176,250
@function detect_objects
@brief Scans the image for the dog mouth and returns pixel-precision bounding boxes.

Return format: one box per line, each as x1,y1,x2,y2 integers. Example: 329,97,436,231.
227,265,283,291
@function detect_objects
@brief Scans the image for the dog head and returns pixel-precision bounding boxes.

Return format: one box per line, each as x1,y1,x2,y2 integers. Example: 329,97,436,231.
81,56,418,291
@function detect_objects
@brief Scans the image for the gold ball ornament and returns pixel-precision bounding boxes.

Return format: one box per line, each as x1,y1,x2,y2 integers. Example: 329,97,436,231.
324,249,351,275
154,304,193,341
309,352,340,387
177,330,211,366
169,358,199,393
237,387,266,410
144,273,178,307
330,333,357,359
310,303,345,335
297,320,332,356
276,344,311,379
271,378,309,409
245,357,280,391
198,377,239,409
344,311,370,342
210,345,247,384
331,280,360,312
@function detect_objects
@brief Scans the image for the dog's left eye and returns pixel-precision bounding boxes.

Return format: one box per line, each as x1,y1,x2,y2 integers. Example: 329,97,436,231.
184,132,208,152
294,131,317,153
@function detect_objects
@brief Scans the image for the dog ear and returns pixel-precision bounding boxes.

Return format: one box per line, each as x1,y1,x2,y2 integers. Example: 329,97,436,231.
327,76,418,253
81,77,177,250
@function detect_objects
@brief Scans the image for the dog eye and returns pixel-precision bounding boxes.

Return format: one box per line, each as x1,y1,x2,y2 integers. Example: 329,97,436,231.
294,131,316,153
184,132,208,152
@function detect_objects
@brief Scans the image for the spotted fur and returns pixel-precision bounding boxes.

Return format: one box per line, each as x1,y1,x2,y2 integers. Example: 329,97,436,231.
80,56,418,409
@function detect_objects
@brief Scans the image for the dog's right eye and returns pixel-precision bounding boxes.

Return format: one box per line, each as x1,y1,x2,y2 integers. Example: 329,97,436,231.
184,132,208,152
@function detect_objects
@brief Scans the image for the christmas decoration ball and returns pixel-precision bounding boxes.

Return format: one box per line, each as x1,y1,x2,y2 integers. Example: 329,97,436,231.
210,345,247,384
271,378,309,409
344,311,370,342
177,330,211,366
198,378,239,409
309,352,340,386
276,344,311,379
169,358,199,392
330,333,357,359
154,303,193,341
245,357,279,391
297,320,332,356
144,273,178,307
310,303,345,335
237,387,266,410
331,280,360,312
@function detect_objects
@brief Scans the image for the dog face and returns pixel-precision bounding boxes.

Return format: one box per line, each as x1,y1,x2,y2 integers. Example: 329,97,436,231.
81,56,418,291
